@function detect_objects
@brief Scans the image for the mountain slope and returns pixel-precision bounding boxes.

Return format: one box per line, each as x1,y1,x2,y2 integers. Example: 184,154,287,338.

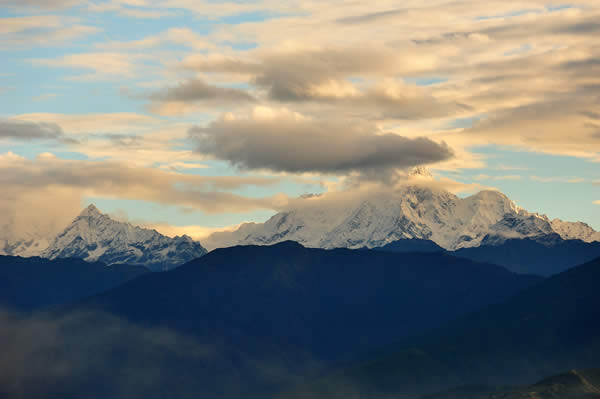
294,256,600,398
420,369,600,399
0,236,49,258
42,205,207,271
0,255,148,311
453,235,600,276
0,218,51,257
205,185,600,251
82,243,540,360
376,235,600,276
20,243,539,398
376,238,445,253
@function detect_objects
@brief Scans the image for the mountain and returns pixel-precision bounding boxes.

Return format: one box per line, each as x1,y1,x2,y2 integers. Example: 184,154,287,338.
292,256,600,398
0,219,51,257
81,243,541,364
3,243,541,398
41,205,207,271
204,185,600,251
376,235,600,276
0,236,49,258
420,369,600,399
550,219,600,242
0,255,148,312
453,234,600,276
375,238,445,253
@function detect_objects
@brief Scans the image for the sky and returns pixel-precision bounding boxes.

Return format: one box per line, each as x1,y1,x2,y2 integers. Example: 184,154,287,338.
1,0,599,243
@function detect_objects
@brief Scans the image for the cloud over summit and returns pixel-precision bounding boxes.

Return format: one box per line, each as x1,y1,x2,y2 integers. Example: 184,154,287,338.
190,107,454,175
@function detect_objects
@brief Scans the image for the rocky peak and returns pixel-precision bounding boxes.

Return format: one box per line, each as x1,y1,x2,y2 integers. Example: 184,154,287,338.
79,204,103,218
42,205,207,271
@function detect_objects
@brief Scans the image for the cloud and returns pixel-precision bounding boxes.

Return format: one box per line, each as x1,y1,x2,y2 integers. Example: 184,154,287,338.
30,52,142,80
32,93,58,102
118,8,176,18
190,107,454,175
0,151,290,245
173,1,600,161
96,27,214,51
182,47,441,106
0,119,75,143
336,9,406,24
180,47,468,120
473,174,521,181
0,305,324,399
496,164,529,171
87,0,180,19
250,47,400,101
0,0,81,9
0,308,222,399
157,162,209,172
148,79,255,115
0,152,286,213
443,93,600,161
0,16,99,47
11,112,163,135
145,222,245,242
9,113,209,167
159,0,284,18
0,16,63,35
150,79,254,103
530,176,586,184
3,0,600,233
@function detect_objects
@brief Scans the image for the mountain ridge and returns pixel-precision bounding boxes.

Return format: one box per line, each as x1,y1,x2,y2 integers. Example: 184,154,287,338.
419,369,600,399
0,254,148,311
41,204,207,271
290,255,600,398
65,242,541,397
204,185,600,251
375,235,600,276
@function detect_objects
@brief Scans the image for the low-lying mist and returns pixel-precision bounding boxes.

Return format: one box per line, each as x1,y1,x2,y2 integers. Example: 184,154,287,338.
0,308,331,399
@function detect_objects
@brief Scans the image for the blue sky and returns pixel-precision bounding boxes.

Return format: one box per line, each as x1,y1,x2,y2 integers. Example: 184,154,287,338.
1,0,599,239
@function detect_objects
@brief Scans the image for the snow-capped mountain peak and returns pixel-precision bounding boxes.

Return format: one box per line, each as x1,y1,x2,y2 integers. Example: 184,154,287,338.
42,205,207,271
203,185,599,251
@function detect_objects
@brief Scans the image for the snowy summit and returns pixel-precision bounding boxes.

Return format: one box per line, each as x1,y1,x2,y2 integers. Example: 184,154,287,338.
42,205,207,271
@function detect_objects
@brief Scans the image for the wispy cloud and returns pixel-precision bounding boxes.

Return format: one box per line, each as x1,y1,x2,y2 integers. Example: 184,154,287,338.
96,27,215,51
11,113,162,135
32,93,58,102
530,176,586,184
29,52,144,80
0,16,99,47
0,151,290,242
474,174,521,181
145,222,245,242
148,79,256,115
496,164,529,171
0,0,82,10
